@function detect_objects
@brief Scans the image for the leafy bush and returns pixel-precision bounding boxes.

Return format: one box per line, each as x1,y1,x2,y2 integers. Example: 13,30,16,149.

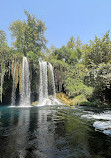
70,94,88,106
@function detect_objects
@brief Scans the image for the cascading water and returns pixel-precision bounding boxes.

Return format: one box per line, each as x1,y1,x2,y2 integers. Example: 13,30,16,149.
39,61,48,105
20,57,31,106
38,61,61,106
48,63,56,98
11,61,16,106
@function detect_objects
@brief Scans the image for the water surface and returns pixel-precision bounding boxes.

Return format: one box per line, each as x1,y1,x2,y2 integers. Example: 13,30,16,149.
0,105,111,158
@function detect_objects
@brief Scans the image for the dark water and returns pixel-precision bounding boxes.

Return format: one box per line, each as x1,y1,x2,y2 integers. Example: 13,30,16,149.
0,105,111,158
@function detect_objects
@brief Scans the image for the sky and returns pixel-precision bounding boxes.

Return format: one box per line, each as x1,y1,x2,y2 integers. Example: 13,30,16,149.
0,0,111,48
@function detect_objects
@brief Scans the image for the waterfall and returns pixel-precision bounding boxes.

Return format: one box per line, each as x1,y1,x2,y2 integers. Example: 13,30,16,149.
11,61,16,106
38,61,61,106
20,57,30,106
48,63,56,98
39,61,48,104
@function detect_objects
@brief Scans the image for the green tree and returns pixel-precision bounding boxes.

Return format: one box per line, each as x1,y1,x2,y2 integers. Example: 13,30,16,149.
83,31,111,68
67,36,76,49
0,30,11,102
9,21,26,54
53,45,82,65
9,11,47,56
76,36,82,48
0,30,7,47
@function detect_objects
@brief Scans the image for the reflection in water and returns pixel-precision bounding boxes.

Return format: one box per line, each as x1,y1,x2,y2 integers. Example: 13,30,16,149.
1,108,30,158
0,106,111,158
16,109,30,157
34,108,55,158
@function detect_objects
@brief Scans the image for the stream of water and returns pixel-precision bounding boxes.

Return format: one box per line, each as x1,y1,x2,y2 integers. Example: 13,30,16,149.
38,61,61,106
0,105,111,158
20,57,31,106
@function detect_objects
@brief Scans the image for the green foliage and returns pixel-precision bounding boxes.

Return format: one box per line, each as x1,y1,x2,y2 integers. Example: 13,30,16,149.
83,31,111,67
9,11,47,56
0,30,11,102
85,63,111,88
50,58,93,102
52,36,82,65
67,36,76,48
84,62,111,102
64,63,93,98
9,20,26,54
0,30,7,47
70,94,88,106
67,36,82,49
53,46,82,65
50,58,69,68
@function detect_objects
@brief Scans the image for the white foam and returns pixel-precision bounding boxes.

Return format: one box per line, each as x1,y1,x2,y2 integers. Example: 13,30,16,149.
37,97,62,106
93,121,111,130
82,111,111,120
81,110,111,136
103,130,111,135
9,105,32,108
